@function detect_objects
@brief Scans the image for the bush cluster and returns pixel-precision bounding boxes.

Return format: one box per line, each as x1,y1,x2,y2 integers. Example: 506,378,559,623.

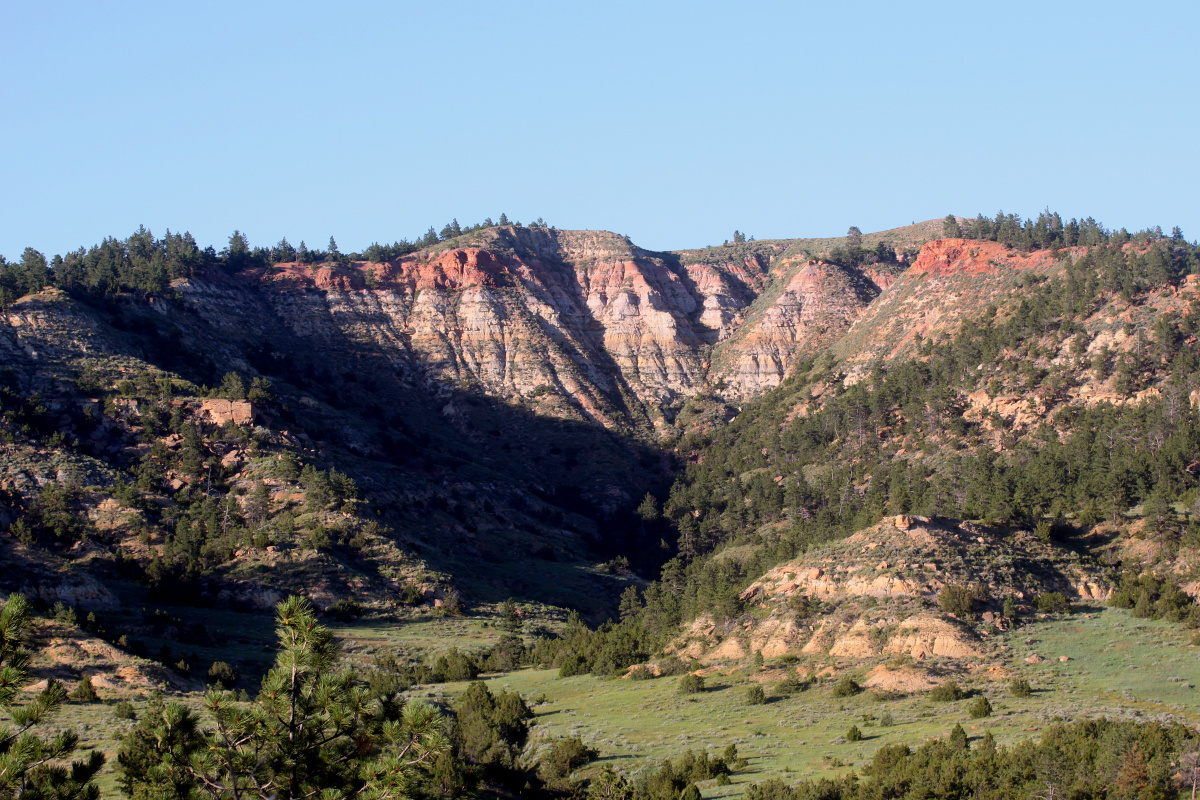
930,682,967,702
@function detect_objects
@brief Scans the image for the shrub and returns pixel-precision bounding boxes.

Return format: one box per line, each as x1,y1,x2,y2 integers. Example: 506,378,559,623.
454,681,532,769
207,661,239,687
440,588,464,617
1035,592,1070,614
746,685,766,705
429,648,478,683
599,556,630,575
325,598,362,622
949,723,968,750
929,681,966,702
832,676,861,697
1002,595,1018,620
537,736,598,782
968,697,993,718
112,700,137,720
846,725,863,742
1109,570,1196,623
775,676,808,695
588,766,633,799
746,779,802,800
789,593,824,618
657,656,690,676
879,711,895,727
679,674,705,694
1010,679,1032,697
938,584,982,616
399,582,424,606
70,676,98,703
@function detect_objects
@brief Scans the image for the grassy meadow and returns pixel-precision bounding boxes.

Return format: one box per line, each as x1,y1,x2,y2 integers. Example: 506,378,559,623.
25,606,1200,798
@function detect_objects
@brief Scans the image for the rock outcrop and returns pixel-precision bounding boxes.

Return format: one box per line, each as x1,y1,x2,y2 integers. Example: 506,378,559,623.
167,227,899,431
671,515,1109,667
201,399,255,425
832,239,1067,382
709,258,893,397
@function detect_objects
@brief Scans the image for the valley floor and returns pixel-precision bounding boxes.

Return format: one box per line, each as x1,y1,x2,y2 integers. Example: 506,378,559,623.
31,606,1200,798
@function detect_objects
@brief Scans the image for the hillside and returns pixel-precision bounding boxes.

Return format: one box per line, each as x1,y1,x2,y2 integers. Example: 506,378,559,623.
5,213,1200,799
671,514,1108,677
668,229,1200,556
0,281,655,621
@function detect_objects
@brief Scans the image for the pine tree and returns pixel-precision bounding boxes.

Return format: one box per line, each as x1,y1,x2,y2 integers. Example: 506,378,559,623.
943,214,964,238
18,248,48,295
117,596,448,799
949,723,969,750
116,699,204,800
274,237,296,262
223,231,252,273
490,599,524,670
636,492,659,540
636,493,658,523
218,371,246,401
0,593,104,799
618,586,642,623
586,765,633,800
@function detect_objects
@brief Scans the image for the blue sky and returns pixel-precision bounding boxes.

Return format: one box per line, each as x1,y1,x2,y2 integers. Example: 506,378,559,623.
3,1,1198,259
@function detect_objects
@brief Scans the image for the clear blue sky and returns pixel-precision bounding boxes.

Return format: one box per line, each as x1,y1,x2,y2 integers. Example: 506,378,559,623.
3,1,1198,259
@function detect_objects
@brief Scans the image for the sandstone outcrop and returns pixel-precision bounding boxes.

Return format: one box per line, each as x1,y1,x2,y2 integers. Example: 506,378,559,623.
676,515,1109,667
201,398,255,425
711,258,891,396
833,239,1066,382
166,226,925,433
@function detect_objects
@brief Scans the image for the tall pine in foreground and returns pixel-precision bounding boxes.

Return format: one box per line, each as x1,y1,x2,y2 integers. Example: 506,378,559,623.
0,593,104,800
118,596,448,799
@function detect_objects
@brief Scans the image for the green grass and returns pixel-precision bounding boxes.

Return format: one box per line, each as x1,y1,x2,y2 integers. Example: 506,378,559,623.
0,694,212,799
331,614,511,665
995,607,1200,720
429,607,1200,797
31,606,1200,798
432,667,1002,796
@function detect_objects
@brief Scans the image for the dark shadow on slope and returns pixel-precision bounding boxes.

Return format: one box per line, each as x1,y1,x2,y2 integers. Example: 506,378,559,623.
102,283,675,619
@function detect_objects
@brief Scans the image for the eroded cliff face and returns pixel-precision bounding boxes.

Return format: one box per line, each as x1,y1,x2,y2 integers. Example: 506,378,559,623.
709,258,895,397
831,239,1068,382
156,227,969,434
169,227,880,431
